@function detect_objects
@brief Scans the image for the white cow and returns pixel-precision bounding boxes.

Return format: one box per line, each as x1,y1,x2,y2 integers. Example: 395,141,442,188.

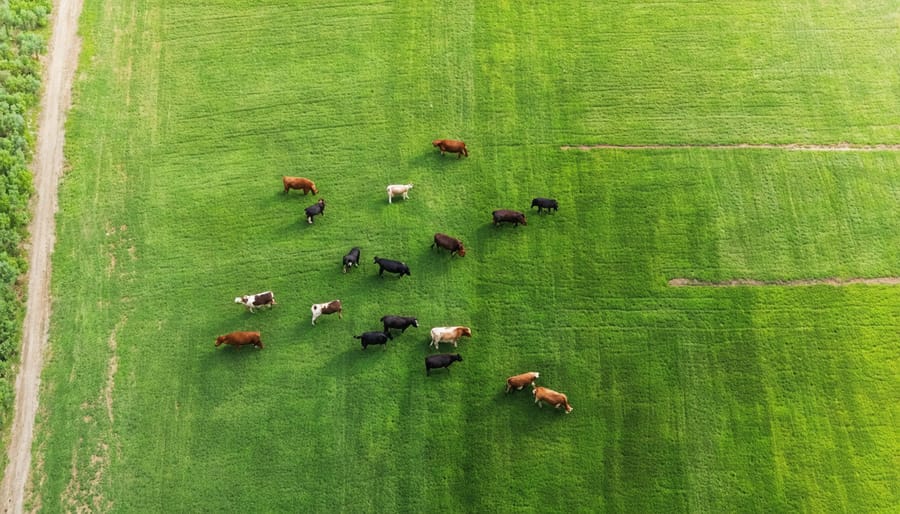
387,184,413,204
429,326,472,349
234,291,276,313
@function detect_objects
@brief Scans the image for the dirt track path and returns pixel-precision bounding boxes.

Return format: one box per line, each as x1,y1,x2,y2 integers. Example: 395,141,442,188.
1,0,83,511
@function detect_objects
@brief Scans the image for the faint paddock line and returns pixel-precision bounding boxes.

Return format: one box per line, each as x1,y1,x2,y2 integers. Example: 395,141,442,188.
669,277,900,287
561,143,900,152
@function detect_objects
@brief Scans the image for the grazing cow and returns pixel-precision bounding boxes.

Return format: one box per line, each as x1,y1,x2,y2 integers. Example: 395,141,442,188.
387,184,413,204
531,197,558,214
431,233,466,257
425,353,463,375
533,386,573,414
311,299,342,325
283,176,318,195
342,247,361,273
215,331,263,350
381,315,419,334
505,372,540,393
429,326,472,349
373,257,410,278
432,139,469,159
354,331,393,350
492,209,527,227
233,291,276,313
305,198,326,224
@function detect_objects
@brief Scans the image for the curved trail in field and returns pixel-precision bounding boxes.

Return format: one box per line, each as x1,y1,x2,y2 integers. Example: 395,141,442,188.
561,143,900,152
1,0,83,511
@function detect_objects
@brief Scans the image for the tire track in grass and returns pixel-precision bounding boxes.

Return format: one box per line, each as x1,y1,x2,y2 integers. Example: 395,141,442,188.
562,143,900,152
669,277,900,287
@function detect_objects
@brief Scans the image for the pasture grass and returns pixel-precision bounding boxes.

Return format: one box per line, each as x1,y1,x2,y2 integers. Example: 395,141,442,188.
30,1,900,512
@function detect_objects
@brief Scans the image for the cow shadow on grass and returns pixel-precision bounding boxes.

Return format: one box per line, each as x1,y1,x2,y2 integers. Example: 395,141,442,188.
320,344,394,377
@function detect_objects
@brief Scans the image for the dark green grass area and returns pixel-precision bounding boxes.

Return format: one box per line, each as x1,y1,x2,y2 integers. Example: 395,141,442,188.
31,1,899,512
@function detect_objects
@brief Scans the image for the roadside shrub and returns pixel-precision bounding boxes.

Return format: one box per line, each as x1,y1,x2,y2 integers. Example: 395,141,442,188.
0,0,52,434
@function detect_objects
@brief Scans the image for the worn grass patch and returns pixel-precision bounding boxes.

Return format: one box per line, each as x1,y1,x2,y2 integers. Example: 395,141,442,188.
31,1,900,512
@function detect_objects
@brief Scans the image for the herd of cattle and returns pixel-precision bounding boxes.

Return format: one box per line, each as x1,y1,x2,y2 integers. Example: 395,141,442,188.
218,140,573,414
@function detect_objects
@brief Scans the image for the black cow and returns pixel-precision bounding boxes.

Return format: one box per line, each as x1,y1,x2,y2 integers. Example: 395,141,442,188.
305,198,326,224
373,257,410,278
425,353,463,375
342,247,361,273
492,209,527,227
531,197,558,214
354,331,393,350
381,315,418,334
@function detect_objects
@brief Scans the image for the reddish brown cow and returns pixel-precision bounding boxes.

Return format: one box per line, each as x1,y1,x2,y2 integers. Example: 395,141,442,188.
432,233,466,257
215,331,263,349
432,139,469,159
533,386,573,413
505,371,540,393
283,176,318,195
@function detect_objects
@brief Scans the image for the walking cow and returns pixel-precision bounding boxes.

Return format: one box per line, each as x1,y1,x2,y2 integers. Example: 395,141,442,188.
342,247,361,273
373,257,410,278
432,233,466,257
531,197,558,214
492,210,527,227
432,139,469,159
305,198,326,224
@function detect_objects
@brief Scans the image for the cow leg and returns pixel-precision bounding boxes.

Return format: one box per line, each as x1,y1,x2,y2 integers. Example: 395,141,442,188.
338,311,343,319
307,216,313,224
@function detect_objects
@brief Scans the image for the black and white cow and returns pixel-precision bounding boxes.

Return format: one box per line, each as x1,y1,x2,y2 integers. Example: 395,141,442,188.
373,257,410,278
530,197,558,214
343,247,361,273
380,315,418,334
354,331,393,350
234,291,276,313
305,198,326,224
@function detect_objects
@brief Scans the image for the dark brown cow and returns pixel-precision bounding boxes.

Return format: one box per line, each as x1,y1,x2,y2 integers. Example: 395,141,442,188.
492,210,527,227
432,139,469,159
283,176,318,195
431,233,466,257
215,331,263,349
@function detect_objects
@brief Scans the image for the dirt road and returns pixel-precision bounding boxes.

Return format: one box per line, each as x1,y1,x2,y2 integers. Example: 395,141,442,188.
1,0,83,511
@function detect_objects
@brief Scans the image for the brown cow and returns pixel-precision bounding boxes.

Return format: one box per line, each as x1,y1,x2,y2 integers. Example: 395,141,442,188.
432,233,466,257
432,139,469,159
533,386,573,413
505,371,540,393
283,176,318,195
215,331,263,349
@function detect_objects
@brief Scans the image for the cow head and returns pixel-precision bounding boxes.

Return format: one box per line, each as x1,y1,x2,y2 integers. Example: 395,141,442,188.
452,354,463,363
234,297,245,304
457,244,466,257
461,327,472,338
311,185,318,195
215,336,225,347
432,140,442,147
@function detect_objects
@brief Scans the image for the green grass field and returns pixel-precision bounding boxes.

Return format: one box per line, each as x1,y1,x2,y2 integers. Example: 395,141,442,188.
30,1,899,511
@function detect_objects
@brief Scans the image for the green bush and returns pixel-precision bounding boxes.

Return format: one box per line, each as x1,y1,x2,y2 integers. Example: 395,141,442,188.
0,0,51,434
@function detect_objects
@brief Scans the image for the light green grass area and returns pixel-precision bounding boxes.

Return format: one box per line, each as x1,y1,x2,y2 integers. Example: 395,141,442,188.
32,1,898,511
